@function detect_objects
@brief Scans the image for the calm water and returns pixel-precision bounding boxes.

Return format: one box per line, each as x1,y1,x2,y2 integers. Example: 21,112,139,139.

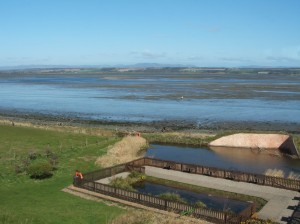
0,74,300,125
146,144,300,176
134,181,250,213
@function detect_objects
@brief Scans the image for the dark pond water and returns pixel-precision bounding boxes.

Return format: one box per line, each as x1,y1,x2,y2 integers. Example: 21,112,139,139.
0,73,300,126
134,181,250,213
146,144,300,177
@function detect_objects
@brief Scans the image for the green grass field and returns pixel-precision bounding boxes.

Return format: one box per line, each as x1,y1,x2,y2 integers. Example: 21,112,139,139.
0,124,123,224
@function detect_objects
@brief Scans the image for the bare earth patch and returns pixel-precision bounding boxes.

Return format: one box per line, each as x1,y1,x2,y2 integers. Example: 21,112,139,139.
95,135,148,167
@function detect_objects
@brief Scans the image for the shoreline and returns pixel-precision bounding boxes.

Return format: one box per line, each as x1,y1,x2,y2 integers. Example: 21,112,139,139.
0,109,299,134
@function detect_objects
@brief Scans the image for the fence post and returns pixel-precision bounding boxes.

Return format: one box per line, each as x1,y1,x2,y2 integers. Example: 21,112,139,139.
164,200,167,210
93,182,96,191
224,213,227,223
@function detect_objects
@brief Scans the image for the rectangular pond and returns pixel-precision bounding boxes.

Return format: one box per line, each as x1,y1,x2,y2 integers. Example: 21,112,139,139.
133,181,250,214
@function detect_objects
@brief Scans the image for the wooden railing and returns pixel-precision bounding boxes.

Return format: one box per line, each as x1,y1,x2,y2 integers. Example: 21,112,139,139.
77,179,252,224
82,157,300,191
139,157,300,191
75,157,300,223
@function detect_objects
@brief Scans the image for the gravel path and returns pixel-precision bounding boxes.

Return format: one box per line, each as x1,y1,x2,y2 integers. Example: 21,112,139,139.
145,166,300,224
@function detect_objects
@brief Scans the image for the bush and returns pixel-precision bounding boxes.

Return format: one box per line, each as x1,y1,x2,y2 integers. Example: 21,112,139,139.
110,177,136,191
28,151,40,160
158,192,187,204
27,161,53,179
194,201,207,208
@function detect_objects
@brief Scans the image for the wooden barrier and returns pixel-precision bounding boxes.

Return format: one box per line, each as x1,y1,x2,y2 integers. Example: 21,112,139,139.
76,157,300,223
77,180,252,224
81,157,300,191
144,157,300,191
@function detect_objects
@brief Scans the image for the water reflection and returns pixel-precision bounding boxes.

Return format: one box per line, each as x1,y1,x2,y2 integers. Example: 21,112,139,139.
146,144,300,176
134,181,249,213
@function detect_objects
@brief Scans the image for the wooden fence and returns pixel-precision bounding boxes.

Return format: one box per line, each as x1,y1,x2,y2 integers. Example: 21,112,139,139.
82,157,300,191
137,157,300,191
75,157,300,223
77,179,253,224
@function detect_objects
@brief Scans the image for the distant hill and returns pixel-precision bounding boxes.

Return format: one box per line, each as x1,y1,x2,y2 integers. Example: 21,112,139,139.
0,63,196,71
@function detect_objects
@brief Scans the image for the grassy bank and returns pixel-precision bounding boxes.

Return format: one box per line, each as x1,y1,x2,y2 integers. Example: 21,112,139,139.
142,132,216,146
0,124,123,223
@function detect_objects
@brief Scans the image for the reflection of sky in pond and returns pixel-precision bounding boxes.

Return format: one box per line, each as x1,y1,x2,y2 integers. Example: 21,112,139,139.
146,144,300,176
134,181,250,213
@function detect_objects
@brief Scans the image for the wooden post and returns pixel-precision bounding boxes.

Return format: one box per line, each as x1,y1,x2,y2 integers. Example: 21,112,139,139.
164,200,167,210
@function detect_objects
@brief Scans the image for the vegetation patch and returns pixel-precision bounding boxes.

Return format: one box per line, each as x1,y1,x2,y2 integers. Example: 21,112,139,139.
26,160,54,179
158,192,187,204
142,132,215,146
0,124,123,223
110,171,145,191
95,136,149,167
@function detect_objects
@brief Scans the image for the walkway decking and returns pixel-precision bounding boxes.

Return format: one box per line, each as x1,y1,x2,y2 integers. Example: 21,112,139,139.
145,166,300,224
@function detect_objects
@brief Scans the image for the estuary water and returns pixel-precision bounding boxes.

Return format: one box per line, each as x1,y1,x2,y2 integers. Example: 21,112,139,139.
0,73,300,127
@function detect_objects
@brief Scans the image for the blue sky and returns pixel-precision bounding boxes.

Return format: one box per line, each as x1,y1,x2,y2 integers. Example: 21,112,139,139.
1,0,300,67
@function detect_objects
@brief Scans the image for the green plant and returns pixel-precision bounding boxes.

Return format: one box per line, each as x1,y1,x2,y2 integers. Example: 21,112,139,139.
194,201,207,208
128,171,143,179
110,177,136,191
26,160,53,179
158,192,187,204
180,208,195,216
28,151,40,160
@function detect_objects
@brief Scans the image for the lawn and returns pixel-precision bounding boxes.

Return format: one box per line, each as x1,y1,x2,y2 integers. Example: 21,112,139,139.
0,124,123,224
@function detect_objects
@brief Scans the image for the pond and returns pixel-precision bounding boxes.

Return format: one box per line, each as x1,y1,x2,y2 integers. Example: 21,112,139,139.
134,181,250,213
146,144,300,177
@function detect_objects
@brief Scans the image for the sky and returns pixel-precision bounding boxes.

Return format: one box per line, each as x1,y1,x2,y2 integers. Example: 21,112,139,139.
1,0,300,67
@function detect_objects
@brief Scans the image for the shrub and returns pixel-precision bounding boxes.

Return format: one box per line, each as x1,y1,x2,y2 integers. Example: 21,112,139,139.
158,192,187,204
194,201,207,208
110,177,136,191
28,151,41,160
27,161,53,179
